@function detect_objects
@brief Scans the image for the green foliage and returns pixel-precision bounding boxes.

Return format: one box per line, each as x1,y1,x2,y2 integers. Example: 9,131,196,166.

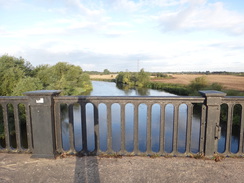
12,77,43,96
146,82,190,96
0,55,30,96
35,62,92,96
136,69,150,87
103,69,110,75
116,69,150,87
188,76,208,92
209,82,223,91
0,55,92,96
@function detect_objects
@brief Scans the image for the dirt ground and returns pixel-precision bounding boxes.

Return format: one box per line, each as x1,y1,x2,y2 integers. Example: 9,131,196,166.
90,74,244,91
1,153,244,183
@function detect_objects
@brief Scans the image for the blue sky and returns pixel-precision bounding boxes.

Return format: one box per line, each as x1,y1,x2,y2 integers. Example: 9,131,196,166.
0,0,244,72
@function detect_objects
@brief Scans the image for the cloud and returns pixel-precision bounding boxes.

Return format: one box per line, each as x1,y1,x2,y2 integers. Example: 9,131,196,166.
105,0,142,12
158,1,244,34
5,46,156,71
65,0,104,17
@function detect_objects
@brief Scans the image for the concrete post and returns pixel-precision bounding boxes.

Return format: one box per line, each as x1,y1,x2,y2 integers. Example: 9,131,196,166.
24,90,61,158
199,90,226,156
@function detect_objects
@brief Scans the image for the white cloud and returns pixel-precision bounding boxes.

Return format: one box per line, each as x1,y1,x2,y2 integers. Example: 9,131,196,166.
158,1,244,34
65,0,104,16
1,0,244,72
106,0,142,12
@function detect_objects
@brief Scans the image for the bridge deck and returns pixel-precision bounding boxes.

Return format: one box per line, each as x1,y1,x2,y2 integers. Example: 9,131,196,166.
0,153,244,183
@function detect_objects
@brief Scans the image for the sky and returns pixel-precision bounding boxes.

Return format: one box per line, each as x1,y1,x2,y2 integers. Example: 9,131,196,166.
0,0,244,72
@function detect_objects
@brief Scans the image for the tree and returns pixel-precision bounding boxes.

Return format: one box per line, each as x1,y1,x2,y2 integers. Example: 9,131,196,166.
0,55,33,96
103,69,110,75
189,76,208,91
136,69,150,87
37,62,92,95
12,77,43,96
116,69,150,87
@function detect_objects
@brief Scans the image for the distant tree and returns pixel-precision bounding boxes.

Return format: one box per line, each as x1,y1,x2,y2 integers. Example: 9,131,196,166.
103,69,110,75
116,69,150,87
136,69,150,87
189,76,208,92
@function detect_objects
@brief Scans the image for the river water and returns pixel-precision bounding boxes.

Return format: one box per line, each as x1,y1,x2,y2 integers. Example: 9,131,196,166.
62,81,239,154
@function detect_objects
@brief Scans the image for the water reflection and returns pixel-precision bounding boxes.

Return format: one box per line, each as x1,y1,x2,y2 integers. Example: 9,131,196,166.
61,102,201,153
61,81,240,154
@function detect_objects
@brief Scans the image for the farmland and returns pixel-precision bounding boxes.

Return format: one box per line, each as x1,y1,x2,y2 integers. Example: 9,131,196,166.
90,74,244,91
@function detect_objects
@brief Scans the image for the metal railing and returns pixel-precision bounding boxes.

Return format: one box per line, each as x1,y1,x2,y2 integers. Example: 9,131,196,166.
0,96,33,153
54,96,206,156
220,97,244,156
0,90,243,158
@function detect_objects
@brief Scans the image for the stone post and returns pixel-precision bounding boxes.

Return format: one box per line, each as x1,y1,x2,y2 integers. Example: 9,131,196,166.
199,90,226,156
24,90,61,158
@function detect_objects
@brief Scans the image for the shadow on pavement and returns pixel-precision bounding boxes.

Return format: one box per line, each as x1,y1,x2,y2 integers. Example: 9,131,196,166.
74,156,100,183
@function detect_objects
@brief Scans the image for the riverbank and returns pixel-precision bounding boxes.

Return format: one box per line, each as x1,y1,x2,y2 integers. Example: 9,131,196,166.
90,74,244,96
90,74,244,92
1,153,244,183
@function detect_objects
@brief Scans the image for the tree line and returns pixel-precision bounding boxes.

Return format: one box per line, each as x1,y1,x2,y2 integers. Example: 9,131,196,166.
0,55,92,96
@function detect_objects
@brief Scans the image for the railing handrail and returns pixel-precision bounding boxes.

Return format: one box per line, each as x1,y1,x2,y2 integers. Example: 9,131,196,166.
0,90,243,158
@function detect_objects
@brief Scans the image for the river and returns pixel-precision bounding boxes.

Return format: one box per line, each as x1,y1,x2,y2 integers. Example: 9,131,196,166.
61,81,239,154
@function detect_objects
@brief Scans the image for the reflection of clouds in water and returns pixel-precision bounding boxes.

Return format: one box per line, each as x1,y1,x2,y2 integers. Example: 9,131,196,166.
111,104,121,152
98,104,107,152
61,102,202,153
151,104,161,152
178,104,188,153
60,81,201,153
125,104,134,152
138,104,147,152
85,103,95,151
73,104,82,151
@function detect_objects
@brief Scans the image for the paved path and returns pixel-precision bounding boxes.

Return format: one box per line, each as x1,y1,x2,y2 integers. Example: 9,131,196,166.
0,153,244,183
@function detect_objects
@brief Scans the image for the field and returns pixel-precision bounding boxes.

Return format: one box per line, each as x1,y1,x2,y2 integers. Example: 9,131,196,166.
90,74,244,91
90,74,117,80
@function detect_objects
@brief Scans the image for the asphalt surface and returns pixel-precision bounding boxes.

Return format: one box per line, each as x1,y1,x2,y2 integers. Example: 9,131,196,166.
0,153,244,183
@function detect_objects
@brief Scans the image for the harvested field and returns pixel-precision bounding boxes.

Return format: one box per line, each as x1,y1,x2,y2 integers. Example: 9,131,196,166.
152,74,244,91
90,74,244,91
90,74,117,80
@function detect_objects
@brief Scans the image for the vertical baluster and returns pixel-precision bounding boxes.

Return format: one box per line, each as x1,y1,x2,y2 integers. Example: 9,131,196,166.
173,104,179,154
81,102,87,153
14,103,21,151
186,104,193,153
25,103,33,152
159,103,165,154
134,103,139,154
3,104,10,151
225,104,233,154
93,102,99,154
54,102,62,153
146,104,152,154
107,103,112,153
121,103,125,154
68,104,75,152
199,105,206,154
